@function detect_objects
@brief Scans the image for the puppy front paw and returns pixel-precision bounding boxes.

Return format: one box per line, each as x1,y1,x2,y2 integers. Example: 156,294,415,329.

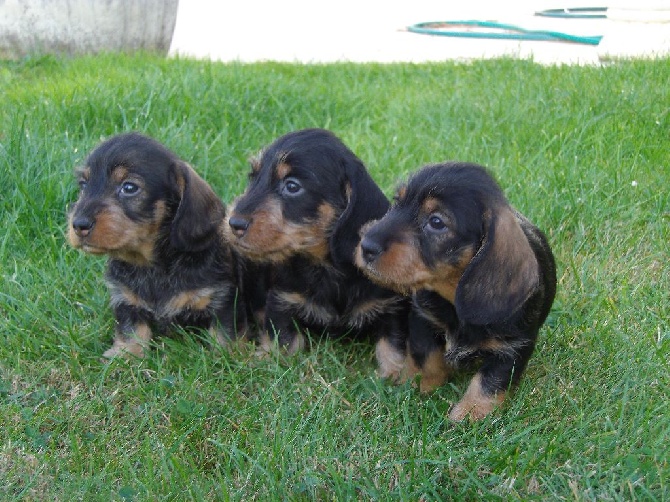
103,325,152,359
255,330,305,358
448,373,505,421
375,337,406,382
102,338,147,359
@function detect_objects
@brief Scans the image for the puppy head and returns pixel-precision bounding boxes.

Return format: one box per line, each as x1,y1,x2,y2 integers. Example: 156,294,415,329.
68,132,224,265
226,128,389,265
357,162,540,324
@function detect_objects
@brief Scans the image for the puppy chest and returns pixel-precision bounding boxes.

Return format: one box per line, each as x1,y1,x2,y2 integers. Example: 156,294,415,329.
414,303,530,364
107,275,231,321
274,286,400,331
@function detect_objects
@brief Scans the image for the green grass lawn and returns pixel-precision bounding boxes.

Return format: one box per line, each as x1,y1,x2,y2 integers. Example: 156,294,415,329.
0,53,668,500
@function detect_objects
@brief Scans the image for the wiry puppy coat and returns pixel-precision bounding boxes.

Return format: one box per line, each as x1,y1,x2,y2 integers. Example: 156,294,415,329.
225,128,408,378
68,132,259,358
356,163,556,421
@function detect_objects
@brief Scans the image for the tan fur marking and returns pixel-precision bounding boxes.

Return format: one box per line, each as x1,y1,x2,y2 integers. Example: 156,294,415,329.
307,202,336,260
479,337,530,359
357,232,474,303
75,166,90,179
492,208,540,302
420,196,441,215
480,338,509,352
256,331,274,356
401,352,422,385
357,195,475,301
347,297,402,329
164,288,214,317
210,324,252,348
111,165,130,184
276,161,292,179
248,150,263,173
444,335,457,354
449,373,506,421
227,198,335,263
103,323,153,359
275,291,307,306
110,284,227,323
255,330,306,356
254,307,266,328
287,331,306,354
226,199,288,262
275,290,335,326
401,347,450,392
69,200,167,266
395,184,407,202
356,237,432,293
428,248,475,303
344,181,353,203
375,337,406,381
67,218,83,249
416,305,446,330
175,168,187,197
111,285,148,310
417,349,451,393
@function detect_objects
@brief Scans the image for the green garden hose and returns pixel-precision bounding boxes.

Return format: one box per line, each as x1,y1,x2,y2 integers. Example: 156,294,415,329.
407,20,603,45
535,7,607,18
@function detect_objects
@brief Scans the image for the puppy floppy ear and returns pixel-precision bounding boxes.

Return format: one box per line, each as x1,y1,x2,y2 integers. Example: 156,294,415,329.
170,161,225,252
455,207,540,325
329,158,389,266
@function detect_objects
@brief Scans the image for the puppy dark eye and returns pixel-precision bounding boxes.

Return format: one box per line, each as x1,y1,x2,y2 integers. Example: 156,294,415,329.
281,177,303,197
78,180,88,191
426,215,448,233
119,182,140,197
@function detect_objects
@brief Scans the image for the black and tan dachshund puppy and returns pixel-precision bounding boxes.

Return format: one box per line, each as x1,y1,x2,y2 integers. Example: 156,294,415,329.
68,132,261,358
225,128,408,378
356,162,556,421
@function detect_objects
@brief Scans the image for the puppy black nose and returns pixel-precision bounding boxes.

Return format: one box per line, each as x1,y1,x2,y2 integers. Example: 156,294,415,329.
228,216,250,237
360,237,384,264
72,216,95,237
